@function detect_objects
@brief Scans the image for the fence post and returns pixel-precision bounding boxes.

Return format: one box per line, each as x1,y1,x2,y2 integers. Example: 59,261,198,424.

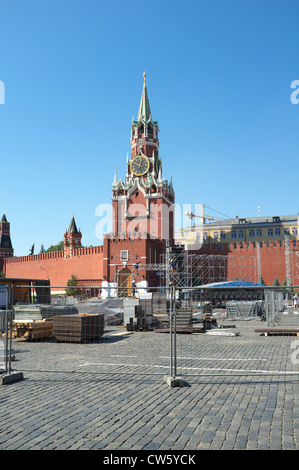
169,285,177,379
164,285,186,388
173,286,177,378
4,284,9,373
0,284,23,385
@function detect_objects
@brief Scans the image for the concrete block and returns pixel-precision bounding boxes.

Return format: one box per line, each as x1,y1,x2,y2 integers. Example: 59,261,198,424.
0,372,24,385
164,375,186,388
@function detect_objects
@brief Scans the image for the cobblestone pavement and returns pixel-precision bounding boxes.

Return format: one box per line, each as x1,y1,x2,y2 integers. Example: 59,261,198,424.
1,313,299,451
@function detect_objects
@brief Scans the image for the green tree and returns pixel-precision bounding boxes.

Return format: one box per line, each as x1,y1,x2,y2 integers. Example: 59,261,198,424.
65,275,83,297
46,241,65,253
273,276,280,286
282,277,292,287
258,275,266,285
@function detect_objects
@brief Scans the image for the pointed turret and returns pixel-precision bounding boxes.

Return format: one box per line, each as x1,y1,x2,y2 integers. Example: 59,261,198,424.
64,214,82,258
68,214,79,234
112,168,118,189
0,211,13,273
137,72,152,123
130,73,159,162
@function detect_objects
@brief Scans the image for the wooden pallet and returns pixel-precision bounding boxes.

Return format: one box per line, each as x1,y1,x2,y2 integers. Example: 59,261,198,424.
255,327,299,336
155,326,204,334
12,320,53,341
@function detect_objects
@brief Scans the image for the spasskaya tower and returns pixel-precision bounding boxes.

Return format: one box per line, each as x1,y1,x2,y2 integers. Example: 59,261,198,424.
102,73,175,292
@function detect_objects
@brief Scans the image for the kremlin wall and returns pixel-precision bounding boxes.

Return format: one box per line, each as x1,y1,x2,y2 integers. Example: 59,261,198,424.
3,217,299,293
4,245,104,291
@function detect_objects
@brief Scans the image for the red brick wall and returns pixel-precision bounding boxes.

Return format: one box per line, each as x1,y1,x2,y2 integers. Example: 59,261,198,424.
103,235,147,283
226,241,299,286
195,241,299,286
5,239,298,290
4,246,104,289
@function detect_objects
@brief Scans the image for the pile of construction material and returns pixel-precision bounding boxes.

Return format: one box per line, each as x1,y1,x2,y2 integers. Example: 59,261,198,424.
12,305,79,341
226,301,265,320
11,305,105,342
53,313,105,343
154,308,204,334
12,320,54,341
124,293,168,331
14,304,78,322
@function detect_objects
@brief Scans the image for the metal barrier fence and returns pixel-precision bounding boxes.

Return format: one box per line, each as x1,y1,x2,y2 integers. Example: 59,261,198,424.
169,285,299,383
0,285,14,379
264,289,285,326
1,283,299,386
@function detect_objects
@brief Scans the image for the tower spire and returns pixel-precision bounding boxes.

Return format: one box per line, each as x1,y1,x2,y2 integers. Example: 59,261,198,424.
0,211,13,273
137,71,152,123
68,214,79,234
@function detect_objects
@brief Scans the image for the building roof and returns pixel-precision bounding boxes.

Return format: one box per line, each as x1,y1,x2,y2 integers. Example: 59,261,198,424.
206,214,299,228
68,215,79,234
0,234,12,249
1,212,7,222
197,280,267,288
176,215,299,238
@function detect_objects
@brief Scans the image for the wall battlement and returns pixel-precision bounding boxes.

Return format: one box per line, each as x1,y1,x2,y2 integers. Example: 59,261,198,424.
228,240,299,252
4,244,105,288
5,245,104,265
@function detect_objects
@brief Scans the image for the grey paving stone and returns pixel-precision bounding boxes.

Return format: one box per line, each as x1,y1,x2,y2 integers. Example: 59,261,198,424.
1,317,299,450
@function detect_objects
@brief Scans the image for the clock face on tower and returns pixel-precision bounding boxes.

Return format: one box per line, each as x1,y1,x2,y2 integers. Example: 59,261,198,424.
130,155,150,176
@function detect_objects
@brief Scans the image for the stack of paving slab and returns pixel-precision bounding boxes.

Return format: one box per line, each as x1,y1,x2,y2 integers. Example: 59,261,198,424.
53,313,105,343
14,304,79,322
11,305,80,341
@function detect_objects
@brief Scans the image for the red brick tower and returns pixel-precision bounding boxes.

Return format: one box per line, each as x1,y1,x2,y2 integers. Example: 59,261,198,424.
103,73,175,291
64,214,82,258
0,212,14,273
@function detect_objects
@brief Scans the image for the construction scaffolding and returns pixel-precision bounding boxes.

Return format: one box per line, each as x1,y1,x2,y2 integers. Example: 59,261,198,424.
290,250,299,287
168,250,227,288
109,243,299,294
136,246,258,289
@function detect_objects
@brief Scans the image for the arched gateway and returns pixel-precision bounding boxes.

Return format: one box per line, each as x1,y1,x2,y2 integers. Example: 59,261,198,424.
117,267,133,297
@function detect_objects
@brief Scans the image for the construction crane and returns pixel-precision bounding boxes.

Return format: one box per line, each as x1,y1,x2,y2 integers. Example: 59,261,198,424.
184,211,224,224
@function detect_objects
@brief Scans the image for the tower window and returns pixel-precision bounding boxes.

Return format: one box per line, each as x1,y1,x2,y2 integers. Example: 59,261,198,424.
120,250,129,262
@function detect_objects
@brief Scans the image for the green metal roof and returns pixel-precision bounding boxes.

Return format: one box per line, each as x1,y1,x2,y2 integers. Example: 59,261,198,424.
137,72,152,123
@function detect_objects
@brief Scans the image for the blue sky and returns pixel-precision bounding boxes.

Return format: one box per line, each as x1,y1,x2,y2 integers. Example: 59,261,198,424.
0,0,299,256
